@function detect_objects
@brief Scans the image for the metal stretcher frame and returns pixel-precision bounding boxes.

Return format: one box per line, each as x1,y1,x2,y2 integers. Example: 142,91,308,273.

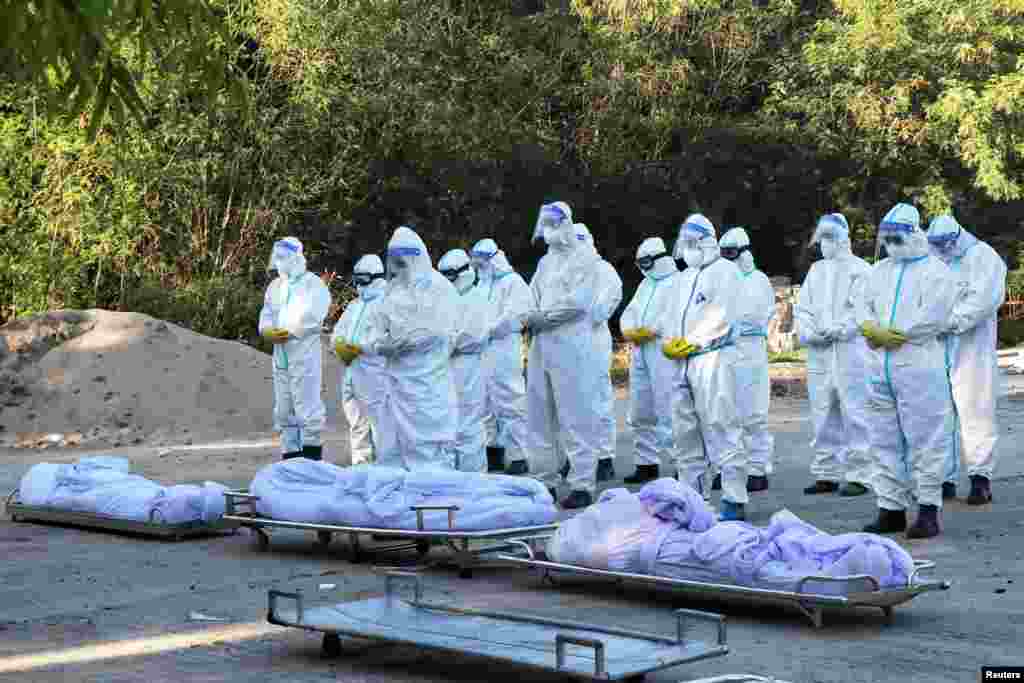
5,488,238,541
267,570,730,682
222,490,557,577
495,538,950,629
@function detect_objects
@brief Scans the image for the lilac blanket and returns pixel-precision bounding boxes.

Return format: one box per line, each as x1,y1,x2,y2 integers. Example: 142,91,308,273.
547,479,914,594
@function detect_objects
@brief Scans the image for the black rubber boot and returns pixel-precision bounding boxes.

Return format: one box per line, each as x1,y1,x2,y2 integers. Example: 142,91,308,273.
906,504,941,539
301,445,323,461
803,480,839,495
486,446,505,473
560,490,593,510
967,475,993,505
596,459,615,482
559,459,570,479
548,488,558,501
282,450,305,460
505,460,528,476
711,473,721,490
863,509,907,534
839,482,868,497
624,465,659,485
746,475,769,492
942,482,957,500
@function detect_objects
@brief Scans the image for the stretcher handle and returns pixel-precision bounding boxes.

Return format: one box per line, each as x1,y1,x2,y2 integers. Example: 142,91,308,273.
5,488,19,509
555,634,606,677
409,504,460,531
268,589,304,624
385,571,422,604
223,491,260,516
908,560,936,585
675,608,727,646
794,573,879,595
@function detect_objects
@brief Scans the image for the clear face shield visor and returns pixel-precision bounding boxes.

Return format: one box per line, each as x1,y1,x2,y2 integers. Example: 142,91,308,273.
386,246,422,277
877,220,915,257
469,248,496,271
927,229,960,253
268,239,301,272
532,204,570,244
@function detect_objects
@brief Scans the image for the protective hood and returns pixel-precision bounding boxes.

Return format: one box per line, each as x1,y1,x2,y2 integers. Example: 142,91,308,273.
574,223,600,257
533,201,574,248
353,253,386,301
268,237,307,279
635,237,676,280
926,214,971,262
386,226,432,286
720,227,755,274
438,248,477,294
811,213,852,261
879,203,928,262
471,238,515,282
673,213,720,268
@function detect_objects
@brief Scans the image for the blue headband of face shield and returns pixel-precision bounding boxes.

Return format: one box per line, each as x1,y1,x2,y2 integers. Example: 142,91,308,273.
470,249,496,261
680,222,712,240
879,221,915,234
274,240,300,253
387,246,422,258
927,230,960,249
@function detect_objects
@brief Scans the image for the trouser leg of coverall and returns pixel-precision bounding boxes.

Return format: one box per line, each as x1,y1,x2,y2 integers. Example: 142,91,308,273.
673,354,747,504
485,343,529,463
630,347,673,467
273,365,302,455
951,360,999,480
737,345,773,477
836,364,875,487
598,370,616,462
807,372,844,482
526,344,562,490
896,369,951,509
287,353,325,449
342,388,374,465
453,355,487,472
373,391,404,469
867,378,913,511
554,365,599,495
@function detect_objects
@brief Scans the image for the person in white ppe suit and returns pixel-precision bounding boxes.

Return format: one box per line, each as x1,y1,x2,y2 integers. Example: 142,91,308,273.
438,248,490,472
469,238,532,475
927,214,1006,505
331,255,390,466
858,203,959,539
566,222,622,483
793,213,875,497
259,237,332,460
718,227,775,492
619,237,680,484
664,214,749,521
368,227,460,470
525,201,603,509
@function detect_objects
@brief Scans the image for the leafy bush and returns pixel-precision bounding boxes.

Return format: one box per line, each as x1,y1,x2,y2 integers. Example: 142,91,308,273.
998,319,1024,349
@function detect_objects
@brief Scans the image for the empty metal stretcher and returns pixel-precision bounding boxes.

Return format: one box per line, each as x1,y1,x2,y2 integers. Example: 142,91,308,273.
494,537,950,628
267,570,730,682
222,489,557,577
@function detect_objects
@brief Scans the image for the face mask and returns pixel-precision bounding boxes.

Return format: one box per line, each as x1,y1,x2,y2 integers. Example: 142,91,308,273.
683,248,704,268
819,238,837,260
737,251,755,273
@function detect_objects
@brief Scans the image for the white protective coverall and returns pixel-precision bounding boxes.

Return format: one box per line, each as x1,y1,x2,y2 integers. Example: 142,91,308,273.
574,223,623,473
525,202,603,498
793,214,875,491
927,215,1006,499
619,238,680,473
370,227,460,470
439,248,491,472
259,237,332,458
470,238,532,469
669,214,748,512
331,255,389,465
719,227,775,479
859,204,958,518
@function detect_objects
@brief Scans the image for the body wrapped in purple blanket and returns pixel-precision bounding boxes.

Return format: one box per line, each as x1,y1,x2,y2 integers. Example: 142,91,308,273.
547,478,914,595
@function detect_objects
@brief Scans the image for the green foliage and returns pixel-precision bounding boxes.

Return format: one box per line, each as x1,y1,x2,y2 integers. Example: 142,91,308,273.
769,349,807,363
998,318,1024,348
0,0,248,140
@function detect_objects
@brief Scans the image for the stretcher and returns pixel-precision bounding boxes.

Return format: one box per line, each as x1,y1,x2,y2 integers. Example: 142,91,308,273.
267,570,730,681
5,488,238,541
223,490,557,578
495,538,950,628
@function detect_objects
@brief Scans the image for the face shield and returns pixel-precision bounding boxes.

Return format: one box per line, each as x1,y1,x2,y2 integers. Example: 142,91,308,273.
927,215,962,257
810,214,849,261
386,245,423,281
878,222,915,261
673,216,716,268
469,240,498,277
532,202,572,246
268,238,304,277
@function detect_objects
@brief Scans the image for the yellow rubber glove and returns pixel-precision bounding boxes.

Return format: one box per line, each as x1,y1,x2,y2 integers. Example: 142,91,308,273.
334,339,347,356
860,322,907,350
662,337,699,360
264,327,290,344
631,327,657,344
346,343,362,360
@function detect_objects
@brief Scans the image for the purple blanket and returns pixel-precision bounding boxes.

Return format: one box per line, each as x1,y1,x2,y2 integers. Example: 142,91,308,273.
547,478,914,594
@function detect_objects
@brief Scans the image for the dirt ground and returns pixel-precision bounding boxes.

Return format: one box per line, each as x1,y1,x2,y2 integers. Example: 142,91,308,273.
2,371,1024,682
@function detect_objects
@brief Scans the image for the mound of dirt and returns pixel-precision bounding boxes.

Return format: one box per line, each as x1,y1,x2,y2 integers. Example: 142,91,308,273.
0,310,341,449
